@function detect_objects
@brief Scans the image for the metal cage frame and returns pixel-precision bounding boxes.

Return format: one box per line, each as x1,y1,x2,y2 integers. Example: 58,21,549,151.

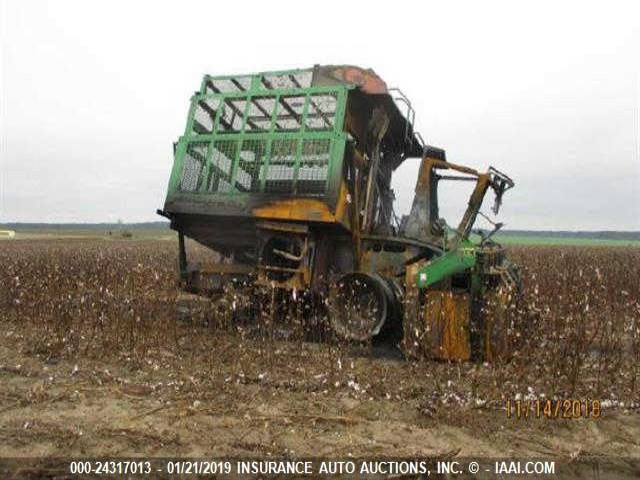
165,69,353,207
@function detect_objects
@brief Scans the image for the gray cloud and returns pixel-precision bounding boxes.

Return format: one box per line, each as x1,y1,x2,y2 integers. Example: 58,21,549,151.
1,0,639,229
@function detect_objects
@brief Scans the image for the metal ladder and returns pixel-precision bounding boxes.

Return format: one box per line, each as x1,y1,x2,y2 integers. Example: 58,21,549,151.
389,88,425,152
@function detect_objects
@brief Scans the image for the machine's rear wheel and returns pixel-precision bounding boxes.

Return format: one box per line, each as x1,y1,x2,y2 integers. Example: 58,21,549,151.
328,273,391,342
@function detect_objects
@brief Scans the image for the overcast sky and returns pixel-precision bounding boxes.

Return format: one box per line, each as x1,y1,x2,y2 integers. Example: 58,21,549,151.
1,0,639,230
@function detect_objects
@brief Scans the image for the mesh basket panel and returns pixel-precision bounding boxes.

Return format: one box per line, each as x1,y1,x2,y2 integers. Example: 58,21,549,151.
205,76,251,94
261,71,312,90
273,95,306,131
297,139,331,194
305,93,337,131
245,97,276,132
265,138,298,194
235,139,267,192
208,140,238,193
192,98,220,135
179,142,208,191
218,99,247,133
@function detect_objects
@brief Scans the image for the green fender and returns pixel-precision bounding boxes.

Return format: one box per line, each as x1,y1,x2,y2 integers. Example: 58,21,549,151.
416,240,477,288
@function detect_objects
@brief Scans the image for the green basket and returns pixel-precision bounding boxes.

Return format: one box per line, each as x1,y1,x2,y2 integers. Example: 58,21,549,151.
166,69,352,204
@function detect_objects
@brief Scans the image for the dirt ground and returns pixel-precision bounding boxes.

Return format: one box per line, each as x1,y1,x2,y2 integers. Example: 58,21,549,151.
1,238,639,478
1,325,639,476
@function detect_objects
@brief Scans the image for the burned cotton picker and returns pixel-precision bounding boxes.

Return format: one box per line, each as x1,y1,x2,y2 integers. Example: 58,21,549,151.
159,65,521,361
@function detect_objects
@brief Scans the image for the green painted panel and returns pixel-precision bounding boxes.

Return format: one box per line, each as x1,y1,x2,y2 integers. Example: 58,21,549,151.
416,242,477,288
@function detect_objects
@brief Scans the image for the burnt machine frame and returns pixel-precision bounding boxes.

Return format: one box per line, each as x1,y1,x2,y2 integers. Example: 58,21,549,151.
159,65,518,361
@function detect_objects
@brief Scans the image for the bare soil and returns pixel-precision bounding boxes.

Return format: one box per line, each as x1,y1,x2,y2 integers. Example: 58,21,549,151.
1,325,638,459
0,239,639,478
